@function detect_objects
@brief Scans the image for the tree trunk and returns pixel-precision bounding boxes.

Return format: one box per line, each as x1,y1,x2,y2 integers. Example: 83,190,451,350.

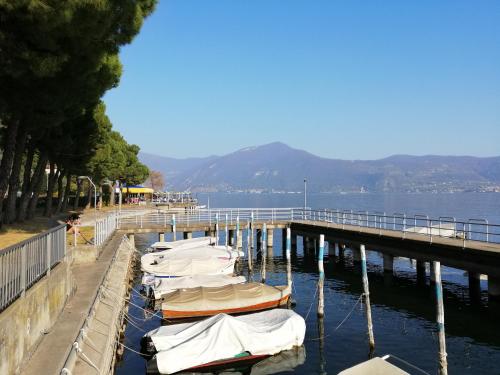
23,153,48,221
61,172,71,212
98,185,103,210
4,129,27,224
55,169,65,214
21,144,35,195
73,178,82,210
110,181,116,207
0,121,20,224
85,184,93,209
44,163,57,217
17,151,46,222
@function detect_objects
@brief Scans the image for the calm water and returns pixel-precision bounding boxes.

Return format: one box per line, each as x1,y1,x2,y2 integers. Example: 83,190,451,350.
116,193,500,375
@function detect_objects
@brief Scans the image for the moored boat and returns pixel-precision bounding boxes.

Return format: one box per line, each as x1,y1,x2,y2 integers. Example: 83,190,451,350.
161,282,291,320
152,274,247,300
143,309,306,374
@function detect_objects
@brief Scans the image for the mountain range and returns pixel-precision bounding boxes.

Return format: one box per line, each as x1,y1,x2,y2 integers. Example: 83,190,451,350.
139,142,500,193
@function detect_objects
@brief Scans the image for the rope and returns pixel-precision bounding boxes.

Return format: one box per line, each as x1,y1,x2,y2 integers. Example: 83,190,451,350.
386,354,431,375
123,313,149,333
304,283,319,321
101,286,164,320
117,341,145,356
77,347,101,373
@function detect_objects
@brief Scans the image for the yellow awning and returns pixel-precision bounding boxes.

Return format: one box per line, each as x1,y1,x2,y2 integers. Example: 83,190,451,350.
121,187,154,194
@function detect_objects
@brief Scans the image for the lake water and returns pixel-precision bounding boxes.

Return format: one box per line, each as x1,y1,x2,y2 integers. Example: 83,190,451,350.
115,192,500,375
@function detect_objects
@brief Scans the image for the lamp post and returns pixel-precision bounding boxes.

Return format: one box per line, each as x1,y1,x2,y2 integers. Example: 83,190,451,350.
78,175,97,224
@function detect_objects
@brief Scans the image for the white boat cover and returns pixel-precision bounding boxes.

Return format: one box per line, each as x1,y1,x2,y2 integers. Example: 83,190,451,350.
143,257,236,280
147,236,214,253
141,245,241,273
153,274,247,299
145,309,306,374
161,282,291,314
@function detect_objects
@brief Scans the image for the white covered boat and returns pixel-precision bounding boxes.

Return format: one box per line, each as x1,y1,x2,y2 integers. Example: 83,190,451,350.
141,245,241,273
144,309,306,374
144,236,215,254
152,274,247,300
161,282,291,319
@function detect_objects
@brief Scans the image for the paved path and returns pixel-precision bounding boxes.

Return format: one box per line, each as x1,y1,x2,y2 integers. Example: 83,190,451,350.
21,235,122,375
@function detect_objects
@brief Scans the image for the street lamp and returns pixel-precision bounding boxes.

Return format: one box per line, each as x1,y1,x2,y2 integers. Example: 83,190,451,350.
304,178,307,210
78,176,97,223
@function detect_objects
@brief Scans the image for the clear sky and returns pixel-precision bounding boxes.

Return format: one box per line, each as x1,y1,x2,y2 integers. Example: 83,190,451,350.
103,0,500,160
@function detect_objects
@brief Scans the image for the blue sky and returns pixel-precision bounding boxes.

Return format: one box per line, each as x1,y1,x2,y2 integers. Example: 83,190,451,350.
104,0,500,159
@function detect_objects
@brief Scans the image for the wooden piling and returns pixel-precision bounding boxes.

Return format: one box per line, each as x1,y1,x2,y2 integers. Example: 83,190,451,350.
261,223,267,283
433,261,448,375
318,234,325,317
286,227,292,289
360,244,375,351
247,220,253,271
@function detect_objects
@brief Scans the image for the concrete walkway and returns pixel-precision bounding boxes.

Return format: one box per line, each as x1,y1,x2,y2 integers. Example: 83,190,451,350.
21,234,123,375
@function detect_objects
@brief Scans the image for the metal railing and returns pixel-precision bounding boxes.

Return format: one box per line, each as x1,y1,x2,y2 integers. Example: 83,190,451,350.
116,207,500,245
0,224,66,312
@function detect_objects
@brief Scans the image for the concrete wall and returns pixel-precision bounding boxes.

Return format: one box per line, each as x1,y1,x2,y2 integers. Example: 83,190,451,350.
0,258,74,375
71,245,99,264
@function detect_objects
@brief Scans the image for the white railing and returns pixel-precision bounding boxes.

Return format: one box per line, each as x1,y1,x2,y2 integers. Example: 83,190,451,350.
116,207,500,245
0,224,66,311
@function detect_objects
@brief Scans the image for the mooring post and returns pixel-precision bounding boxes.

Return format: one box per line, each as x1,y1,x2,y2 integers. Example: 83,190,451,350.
261,223,267,283
225,214,229,248
247,220,253,271
286,227,292,289
334,242,339,257
250,211,254,249
360,244,375,351
215,213,219,246
172,214,176,241
318,234,325,317
434,261,448,375
236,215,242,248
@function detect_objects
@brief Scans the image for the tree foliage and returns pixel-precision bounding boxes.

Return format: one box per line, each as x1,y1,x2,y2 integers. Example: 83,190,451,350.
0,0,156,223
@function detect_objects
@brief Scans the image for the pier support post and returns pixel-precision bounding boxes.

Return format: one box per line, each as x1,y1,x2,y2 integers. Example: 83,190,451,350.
383,254,394,274
433,261,448,375
256,229,262,253
488,276,500,301
183,231,192,240
318,235,325,317
282,229,287,252
352,246,361,263
360,244,375,351
127,233,135,248
334,242,340,257
215,213,220,246
228,230,235,246
468,272,481,302
172,214,176,241
267,228,274,248
225,214,229,248
158,232,165,242
291,233,297,250
430,262,436,284
236,216,242,248
416,260,426,285
261,223,267,283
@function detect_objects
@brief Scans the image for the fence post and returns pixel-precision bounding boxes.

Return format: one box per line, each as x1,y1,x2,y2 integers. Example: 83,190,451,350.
46,232,52,276
21,244,27,297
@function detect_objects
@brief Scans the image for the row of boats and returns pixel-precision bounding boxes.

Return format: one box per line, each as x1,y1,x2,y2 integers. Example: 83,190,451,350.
138,236,305,374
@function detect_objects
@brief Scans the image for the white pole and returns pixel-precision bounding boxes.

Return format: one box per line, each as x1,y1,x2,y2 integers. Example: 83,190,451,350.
247,220,252,271
434,261,448,375
360,244,375,350
261,223,267,283
225,214,229,248
286,227,292,289
318,234,325,317
215,213,219,246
